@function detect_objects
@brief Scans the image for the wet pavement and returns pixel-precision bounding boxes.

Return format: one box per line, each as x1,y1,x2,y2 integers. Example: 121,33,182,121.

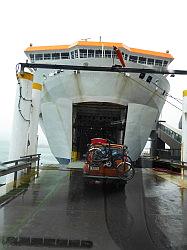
0,161,186,249
142,168,187,249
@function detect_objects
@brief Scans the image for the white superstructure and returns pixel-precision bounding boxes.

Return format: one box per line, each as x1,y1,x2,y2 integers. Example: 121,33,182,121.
24,41,174,164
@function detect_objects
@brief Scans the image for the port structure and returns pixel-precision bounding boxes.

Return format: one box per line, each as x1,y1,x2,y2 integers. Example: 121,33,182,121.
150,122,182,160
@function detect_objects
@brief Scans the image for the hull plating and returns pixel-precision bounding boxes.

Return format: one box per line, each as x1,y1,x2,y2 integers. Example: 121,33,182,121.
35,59,170,163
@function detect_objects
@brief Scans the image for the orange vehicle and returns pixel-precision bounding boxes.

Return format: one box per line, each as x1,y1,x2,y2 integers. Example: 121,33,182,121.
83,138,135,189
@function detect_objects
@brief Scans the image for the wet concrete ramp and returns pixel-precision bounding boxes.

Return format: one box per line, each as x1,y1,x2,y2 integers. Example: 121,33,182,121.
0,166,185,249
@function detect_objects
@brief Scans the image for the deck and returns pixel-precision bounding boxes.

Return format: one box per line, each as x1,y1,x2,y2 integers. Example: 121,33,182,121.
0,160,186,249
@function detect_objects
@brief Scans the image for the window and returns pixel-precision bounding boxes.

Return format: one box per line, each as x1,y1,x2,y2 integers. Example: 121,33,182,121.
88,49,94,57
52,53,60,60
125,54,128,60
147,58,154,65
105,50,111,58
95,50,102,58
35,54,43,60
155,60,162,66
146,76,152,83
29,54,34,62
112,50,117,58
163,61,168,67
44,53,51,60
79,49,87,58
129,55,138,63
71,51,74,59
75,50,78,58
61,53,69,59
138,57,146,64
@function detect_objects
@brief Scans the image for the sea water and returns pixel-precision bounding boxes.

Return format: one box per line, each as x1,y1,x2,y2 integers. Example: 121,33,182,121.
0,140,57,165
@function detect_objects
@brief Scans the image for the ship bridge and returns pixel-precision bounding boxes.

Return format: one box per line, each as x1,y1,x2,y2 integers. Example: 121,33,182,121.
25,40,174,67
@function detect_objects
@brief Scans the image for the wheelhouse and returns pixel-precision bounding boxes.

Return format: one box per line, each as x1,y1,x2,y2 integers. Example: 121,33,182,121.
25,41,174,68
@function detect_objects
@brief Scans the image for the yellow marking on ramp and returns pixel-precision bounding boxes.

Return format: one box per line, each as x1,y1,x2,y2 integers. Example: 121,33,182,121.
152,169,187,188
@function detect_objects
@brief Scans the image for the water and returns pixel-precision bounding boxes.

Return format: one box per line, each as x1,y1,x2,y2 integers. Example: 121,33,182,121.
0,140,57,164
0,141,9,163
37,145,58,164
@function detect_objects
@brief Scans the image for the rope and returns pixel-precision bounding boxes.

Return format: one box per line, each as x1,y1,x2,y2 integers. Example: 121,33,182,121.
127,75,182,111
17,76,32,123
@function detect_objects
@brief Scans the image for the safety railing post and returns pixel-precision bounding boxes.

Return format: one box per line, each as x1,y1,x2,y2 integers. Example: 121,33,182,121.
37,154,40,177
13,160,18,188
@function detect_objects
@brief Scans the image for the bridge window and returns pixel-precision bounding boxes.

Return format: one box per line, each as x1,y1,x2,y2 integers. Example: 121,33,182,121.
61,52,69,59
129,55,138,63
44,53,51,60
88,49,94,57
52,53,60,60
71,51,74,59
138,57,146,64
147,58,154,65
29,54,34,62
112,50,117,58
155,60,162,66
105,50,112,58
80,49,87,58
95,50,102,58
75,50,79,58
163,60,168,67
35,54,43,60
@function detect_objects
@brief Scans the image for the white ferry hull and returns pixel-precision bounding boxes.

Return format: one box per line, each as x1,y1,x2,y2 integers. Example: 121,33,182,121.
37,66,169,163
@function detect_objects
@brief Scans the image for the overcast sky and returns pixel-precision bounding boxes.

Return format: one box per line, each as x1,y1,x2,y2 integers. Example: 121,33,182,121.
0,0,186,143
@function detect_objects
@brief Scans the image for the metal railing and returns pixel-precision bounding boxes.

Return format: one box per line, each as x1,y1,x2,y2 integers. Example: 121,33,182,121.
0,154,41,206
1,154,41,183
155,149,181,161
158,123,182,143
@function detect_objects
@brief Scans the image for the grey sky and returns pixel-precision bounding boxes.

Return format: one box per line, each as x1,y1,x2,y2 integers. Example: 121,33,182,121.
0,0,186,143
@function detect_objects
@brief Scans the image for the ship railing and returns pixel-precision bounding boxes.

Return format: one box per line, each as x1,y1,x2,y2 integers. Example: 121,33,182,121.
0,154,41,180
0,154,41,207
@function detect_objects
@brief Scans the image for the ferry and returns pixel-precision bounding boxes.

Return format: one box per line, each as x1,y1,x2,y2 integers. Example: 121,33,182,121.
24,41,174,164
